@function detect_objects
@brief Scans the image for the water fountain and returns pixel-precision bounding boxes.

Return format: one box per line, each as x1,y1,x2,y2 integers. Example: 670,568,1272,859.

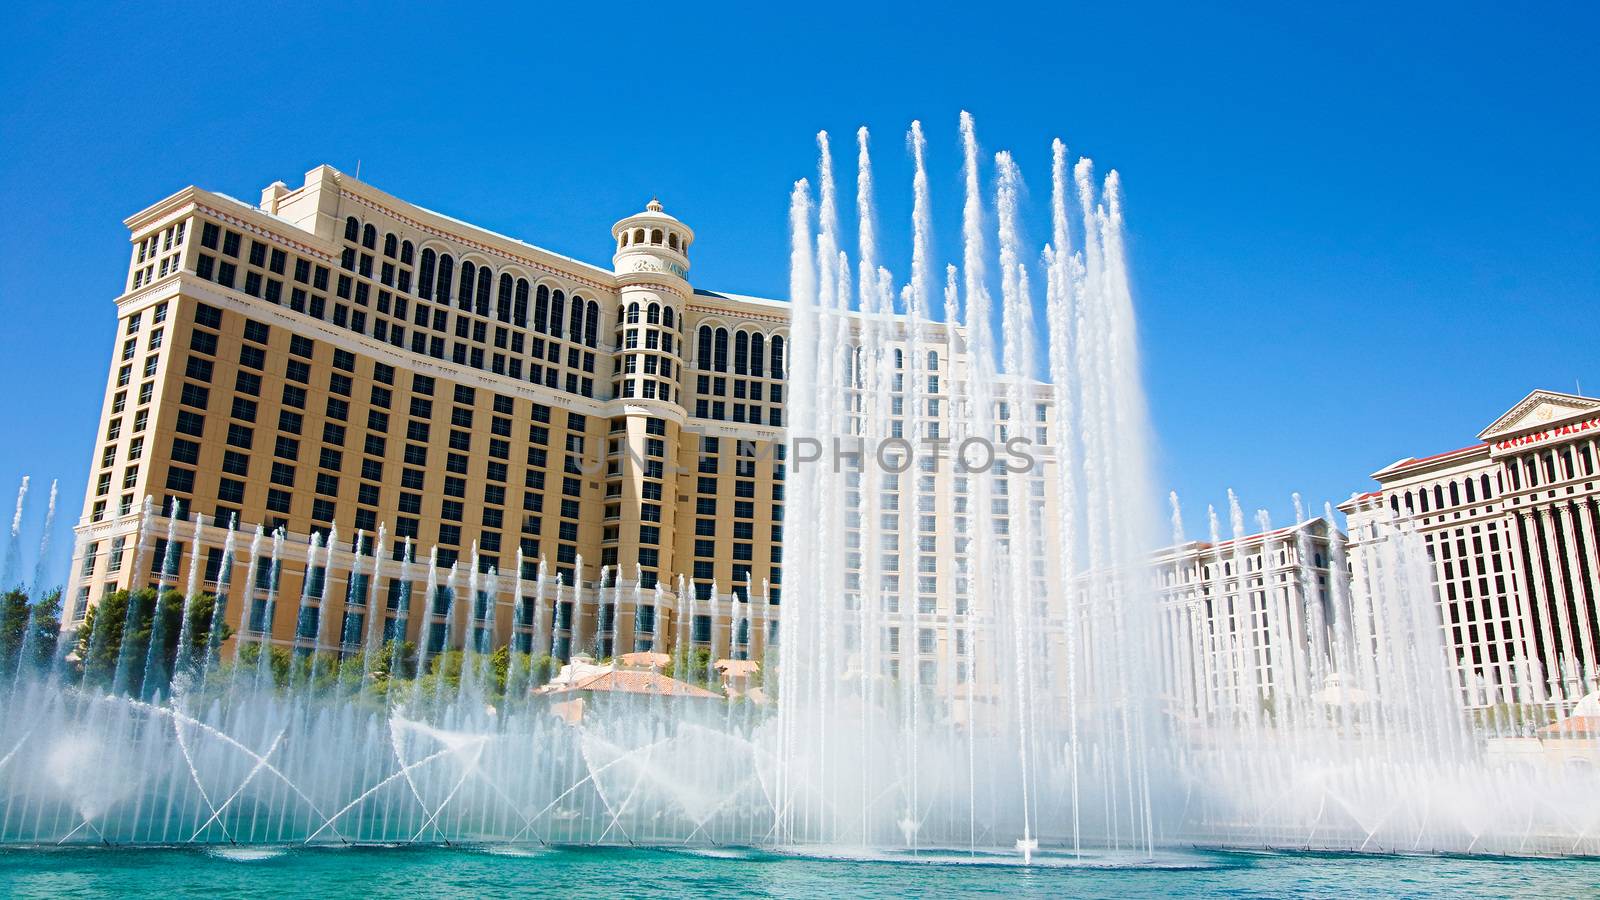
0,114,1596,863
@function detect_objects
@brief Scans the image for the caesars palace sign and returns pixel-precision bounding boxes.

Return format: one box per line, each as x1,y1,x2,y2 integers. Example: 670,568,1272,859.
1494,414,1600,451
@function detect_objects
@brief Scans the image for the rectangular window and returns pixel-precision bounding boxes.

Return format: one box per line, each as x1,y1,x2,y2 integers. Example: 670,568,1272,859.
165,466,195,493
175,410,205,437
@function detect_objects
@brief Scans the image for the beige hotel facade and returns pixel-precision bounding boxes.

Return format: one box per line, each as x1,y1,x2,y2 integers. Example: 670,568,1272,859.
64,165,1036,681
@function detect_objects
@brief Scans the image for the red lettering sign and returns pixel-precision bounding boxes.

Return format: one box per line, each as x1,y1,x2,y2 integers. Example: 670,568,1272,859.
1495,415,1600,450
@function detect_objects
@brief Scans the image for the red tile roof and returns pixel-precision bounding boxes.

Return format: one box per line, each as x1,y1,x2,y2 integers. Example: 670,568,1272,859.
1394,444,1484,468
1541,715,1600,737
562,668,720,699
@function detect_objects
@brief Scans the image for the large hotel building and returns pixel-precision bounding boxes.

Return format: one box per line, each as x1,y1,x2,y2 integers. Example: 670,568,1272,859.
64,165,1031,683
66,166,812,663
1342,390,1600,710
60,162,1600,715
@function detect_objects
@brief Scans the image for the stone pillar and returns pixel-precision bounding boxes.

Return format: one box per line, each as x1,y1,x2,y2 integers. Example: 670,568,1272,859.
1554,502,1598,681
1514,510,1559,701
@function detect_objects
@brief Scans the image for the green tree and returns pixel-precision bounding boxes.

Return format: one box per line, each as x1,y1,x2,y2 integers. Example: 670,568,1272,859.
74,588,231,695
0,587,33,677
230,641,294,689
664,647,715,686
0,586,60,679
23,588,62,673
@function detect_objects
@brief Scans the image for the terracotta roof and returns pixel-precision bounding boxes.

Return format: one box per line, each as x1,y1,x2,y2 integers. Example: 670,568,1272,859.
617,651,670,669
1376,444,1486,478
1407,444,1483,465
1540,715,1600,737
715,659,760,677
561,668,720,699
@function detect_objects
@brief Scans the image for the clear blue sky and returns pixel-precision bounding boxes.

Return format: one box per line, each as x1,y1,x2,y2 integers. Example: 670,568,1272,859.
1,2,1595,585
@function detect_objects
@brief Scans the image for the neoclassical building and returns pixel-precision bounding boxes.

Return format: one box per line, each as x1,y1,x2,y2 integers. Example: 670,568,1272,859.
65,165,1045,688
1341,390,1600,710
67,167,805,665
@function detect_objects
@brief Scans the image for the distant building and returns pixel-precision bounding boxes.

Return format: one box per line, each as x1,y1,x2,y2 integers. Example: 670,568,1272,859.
1342,390,1600,711
1151,517,1342,719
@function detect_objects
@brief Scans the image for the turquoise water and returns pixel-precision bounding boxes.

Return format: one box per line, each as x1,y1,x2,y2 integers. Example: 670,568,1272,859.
1,846,1597,898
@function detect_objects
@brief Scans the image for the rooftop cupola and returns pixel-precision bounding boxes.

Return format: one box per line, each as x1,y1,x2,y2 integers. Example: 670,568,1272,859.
612,198,694,288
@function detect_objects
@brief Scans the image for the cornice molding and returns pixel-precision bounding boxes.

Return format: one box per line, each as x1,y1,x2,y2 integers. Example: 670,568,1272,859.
195,202,337,263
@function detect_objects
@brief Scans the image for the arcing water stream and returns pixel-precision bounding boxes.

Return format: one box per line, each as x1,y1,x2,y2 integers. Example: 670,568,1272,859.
0,115,1596,858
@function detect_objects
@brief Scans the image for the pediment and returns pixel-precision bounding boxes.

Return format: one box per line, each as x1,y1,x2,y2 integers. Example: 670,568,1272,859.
1478,390,1600,443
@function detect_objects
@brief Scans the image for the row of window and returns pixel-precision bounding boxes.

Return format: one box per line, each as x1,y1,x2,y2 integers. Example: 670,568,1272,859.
163,302,593,580
192,216,602,403
695,325,786,377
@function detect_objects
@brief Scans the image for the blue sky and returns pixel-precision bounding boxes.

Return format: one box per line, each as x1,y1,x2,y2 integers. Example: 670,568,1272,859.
1,2,1595,584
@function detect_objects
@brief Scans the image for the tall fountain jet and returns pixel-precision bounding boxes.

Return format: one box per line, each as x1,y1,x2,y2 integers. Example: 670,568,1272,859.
776,112,1164,857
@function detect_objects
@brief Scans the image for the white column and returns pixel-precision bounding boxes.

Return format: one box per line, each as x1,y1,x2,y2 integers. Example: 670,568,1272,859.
1555,502,1598,682
1516,510,1560,701
1537,506,1580,700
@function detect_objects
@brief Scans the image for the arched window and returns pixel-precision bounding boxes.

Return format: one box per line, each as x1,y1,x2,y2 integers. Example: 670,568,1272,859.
668,233,679,251
1390,496,1400,514
362,224,377,250
1433,485,1444,510
698,326,713,370
928,350,939,371
750,333,765,377
620,232,629,248
419,249,437,300
713,328,729,372
475,266,492,317
436,254,455,304
383,233,398,258
894,348,904,369
514,279,530,327
1464,479,1475,503
647,303,660,325
1449,482,1460,507
627,302,640,325
458,261,476,310
663,306,674,329
400,241,414,265
650,228,663,244
496,274,513,322
534,285,550,332
549,290,565,339
344,216,360,241
569,296,584,343
584,301,599,348
734,331,749,374
1480,474,1492,499
771,336,785,378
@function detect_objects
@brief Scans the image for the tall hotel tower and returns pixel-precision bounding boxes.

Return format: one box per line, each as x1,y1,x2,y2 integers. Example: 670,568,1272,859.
67,168,804,664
